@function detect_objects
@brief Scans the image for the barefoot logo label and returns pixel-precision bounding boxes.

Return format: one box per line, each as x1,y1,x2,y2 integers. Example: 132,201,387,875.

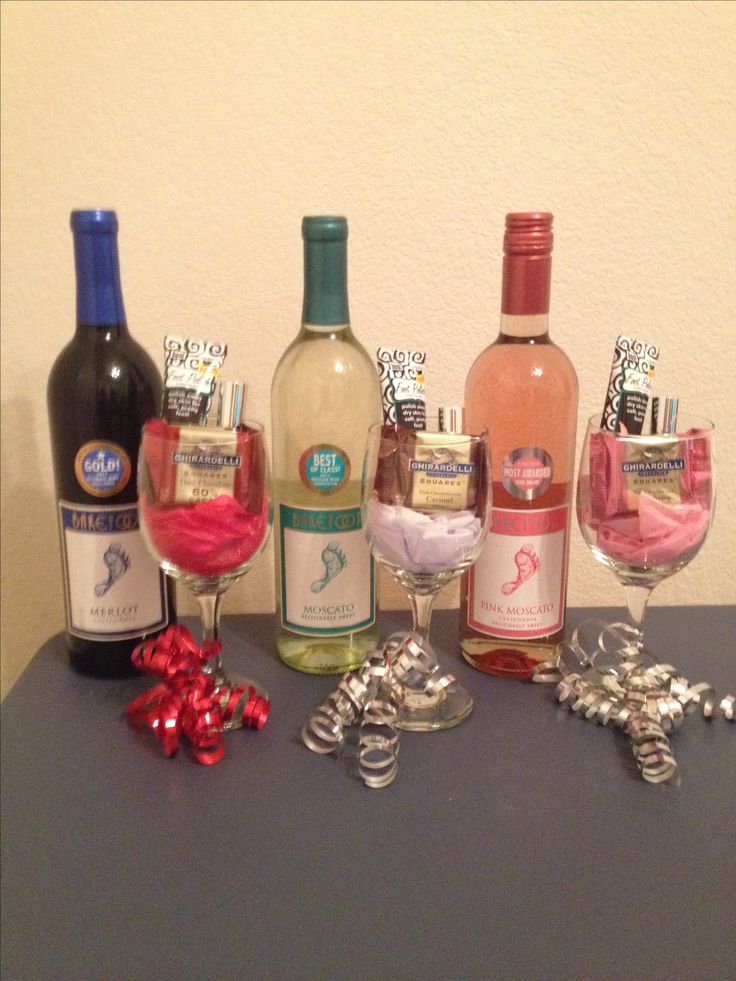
279,504,375,634
502,446,552,501
58,502,168,640
75,440,131,497
310,541,347,593
468,504,568,638
94,543,131,597
501,544,540,596
299,445,350,494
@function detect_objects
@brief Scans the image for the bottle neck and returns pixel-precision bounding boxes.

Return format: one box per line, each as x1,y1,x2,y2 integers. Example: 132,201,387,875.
499,245,552,339
499,312,549,338
302,236,350,328
73,226,127,329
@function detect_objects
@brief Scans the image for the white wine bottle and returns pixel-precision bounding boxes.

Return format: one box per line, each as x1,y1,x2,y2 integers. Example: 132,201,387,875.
271,216,382,673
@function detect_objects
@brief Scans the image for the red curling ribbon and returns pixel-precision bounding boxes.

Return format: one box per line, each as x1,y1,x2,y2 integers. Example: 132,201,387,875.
126,626,269,765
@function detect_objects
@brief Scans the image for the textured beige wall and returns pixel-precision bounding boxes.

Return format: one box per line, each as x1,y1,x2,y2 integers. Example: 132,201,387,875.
2,0,734,697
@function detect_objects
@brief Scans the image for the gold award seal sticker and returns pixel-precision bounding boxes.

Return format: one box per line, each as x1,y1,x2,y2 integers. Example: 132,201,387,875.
75,440,132,497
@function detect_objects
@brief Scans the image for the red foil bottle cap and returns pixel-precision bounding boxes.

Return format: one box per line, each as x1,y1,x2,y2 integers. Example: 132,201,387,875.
501,212,553,316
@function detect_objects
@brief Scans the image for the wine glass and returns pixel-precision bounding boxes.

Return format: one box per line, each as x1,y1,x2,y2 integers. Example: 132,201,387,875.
138,418,272,693
576,414,714,642
362,418,491,730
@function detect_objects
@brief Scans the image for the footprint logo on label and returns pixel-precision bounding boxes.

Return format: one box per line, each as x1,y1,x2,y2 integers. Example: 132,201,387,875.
95,543,131,597
311,541,347,593
501,544,540,596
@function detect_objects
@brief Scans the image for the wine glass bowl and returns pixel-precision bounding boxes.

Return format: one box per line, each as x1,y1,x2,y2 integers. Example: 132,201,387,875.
365,497,487,591
576,414,714,632
363,419,491,730
138,418,272,689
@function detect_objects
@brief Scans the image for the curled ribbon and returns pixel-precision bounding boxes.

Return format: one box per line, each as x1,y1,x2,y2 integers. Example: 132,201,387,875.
302,631,457,788
126,625,270,765
533,619,733,784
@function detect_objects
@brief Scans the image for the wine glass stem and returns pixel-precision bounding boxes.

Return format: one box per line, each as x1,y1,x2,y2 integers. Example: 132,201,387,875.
622,583,653,642
196,591,225,683
409,590,440,642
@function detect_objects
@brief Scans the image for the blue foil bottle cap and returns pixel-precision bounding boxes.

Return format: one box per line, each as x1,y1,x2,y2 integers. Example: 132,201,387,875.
70,208,126,327
71,209,119,233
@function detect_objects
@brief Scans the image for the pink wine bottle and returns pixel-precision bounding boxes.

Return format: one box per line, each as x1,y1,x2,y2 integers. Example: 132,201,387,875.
461,213,578,678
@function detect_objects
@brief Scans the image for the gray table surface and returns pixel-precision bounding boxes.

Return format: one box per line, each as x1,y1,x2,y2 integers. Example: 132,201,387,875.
2,606,735,981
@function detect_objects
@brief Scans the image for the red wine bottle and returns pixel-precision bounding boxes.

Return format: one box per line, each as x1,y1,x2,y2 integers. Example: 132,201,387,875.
48,210,174,676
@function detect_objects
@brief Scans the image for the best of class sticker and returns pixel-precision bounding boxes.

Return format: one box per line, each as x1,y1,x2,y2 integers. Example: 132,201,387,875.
75,440,132,497
299,444,350,493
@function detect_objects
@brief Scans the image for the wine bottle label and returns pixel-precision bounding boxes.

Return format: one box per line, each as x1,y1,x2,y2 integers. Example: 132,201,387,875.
468,504,569,639
278,504,376,635
58,501,169,640
74,441,131,497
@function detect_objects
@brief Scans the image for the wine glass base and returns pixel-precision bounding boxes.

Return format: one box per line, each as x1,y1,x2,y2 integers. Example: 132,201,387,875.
207,668,269,700
397,682,474,732
223,672,269,700
208,671,270,733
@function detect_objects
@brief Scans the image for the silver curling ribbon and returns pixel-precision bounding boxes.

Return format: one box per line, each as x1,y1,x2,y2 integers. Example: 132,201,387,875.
302,631,461,788
358,696,401,789
533,618,734,783
302,652,389,756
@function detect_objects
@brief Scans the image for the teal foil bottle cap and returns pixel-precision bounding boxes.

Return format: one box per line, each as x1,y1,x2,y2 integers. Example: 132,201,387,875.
302,215,348,242
302,216,350,325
